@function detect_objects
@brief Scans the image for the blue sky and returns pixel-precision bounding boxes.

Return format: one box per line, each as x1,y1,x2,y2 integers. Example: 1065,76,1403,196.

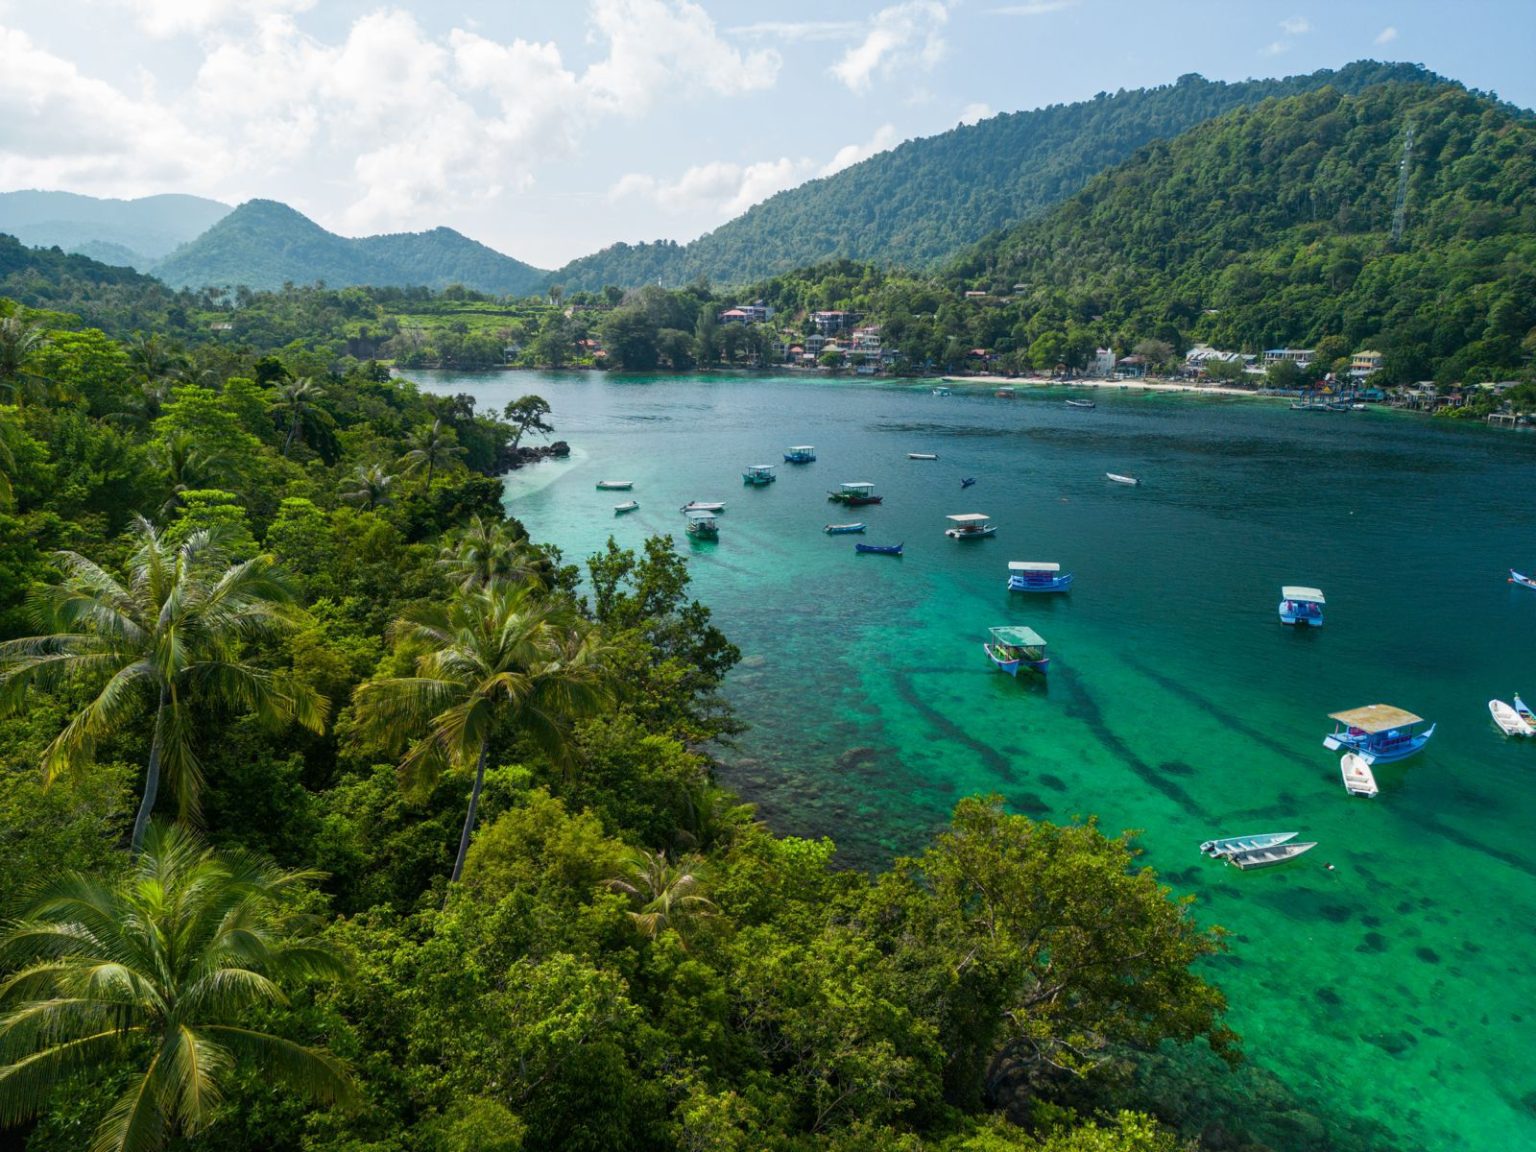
2,0,1533,268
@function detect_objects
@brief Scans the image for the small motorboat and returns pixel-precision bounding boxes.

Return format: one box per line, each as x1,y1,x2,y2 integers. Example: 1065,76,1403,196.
855,543,903,555
1065,399,1096,409
1226,841,1318,870
1340,753,1380,797
1515,694,1536,727
1490,699,1535,737
945,513,996,540
1279,585,1325,627
932,386,952,396
825,522,867,534
596,480,634,490
960,477,976,489
680,501,726,513
613,500,640,514
908,452,939,460
1200,832,1297,858
1106,472,1141,486
1511,569,1536,590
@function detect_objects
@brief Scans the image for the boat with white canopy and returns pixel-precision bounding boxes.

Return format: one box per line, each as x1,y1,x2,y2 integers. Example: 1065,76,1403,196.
945,513,996,540
1279,585,1325,626
1007,561,1073,593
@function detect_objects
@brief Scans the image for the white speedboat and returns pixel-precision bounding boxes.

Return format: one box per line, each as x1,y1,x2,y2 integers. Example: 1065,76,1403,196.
1106,472,1140,486
1340,753,1380,797
1490,699,1535,737
613,500,639,514
1226,841,1318,870
596,480,634,490
680,501,726,513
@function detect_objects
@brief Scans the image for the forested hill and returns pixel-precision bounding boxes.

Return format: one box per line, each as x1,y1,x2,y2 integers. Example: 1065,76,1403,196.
950,80,1536,383
550,61,1445,292
0,190,231,271
0,232,194,336
153,199,549,296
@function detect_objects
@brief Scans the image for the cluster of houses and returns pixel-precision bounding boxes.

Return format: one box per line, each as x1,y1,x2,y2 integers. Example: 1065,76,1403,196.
1177,345,1386,383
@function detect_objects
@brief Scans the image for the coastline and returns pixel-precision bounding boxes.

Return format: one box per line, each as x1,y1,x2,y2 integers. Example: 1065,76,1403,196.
935,372,1277,399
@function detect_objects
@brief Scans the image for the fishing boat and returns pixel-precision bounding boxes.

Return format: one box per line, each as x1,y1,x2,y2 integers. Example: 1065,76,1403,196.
1007,561,1073,593
685,509,718,539
1516,694,1536,727
945,513,996,540
783,446,817,463
1510,569,1536,590
1200,832,1298,858
995,387,1015,398
1106,472,1140,486
1323,704,1436,765
932,386,952,396
613,500,639,514
983,625,1049,676
1226,841,1318,870
908,452,940,460
1278,585,1325,626
960,477,977,488
680,500,726,513
1065,399,1096,409
828,482,883,506
1489,699,1534,737
825,522,867,534
742,464,777,486
1341,753,1380,797
596,480,634,490
855,542,903,555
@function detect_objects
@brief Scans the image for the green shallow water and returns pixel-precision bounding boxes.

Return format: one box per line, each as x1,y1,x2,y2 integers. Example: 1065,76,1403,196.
414,370,1536,1151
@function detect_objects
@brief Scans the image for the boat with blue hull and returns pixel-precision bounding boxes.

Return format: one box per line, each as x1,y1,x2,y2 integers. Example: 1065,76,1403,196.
855,542,903,555
1323,704,1435,765
1511,569,1536,590
825,522,866,534
1007,561,1073,593
1200,831,1297,858
783,446,817,463
960,477,976,489
983,625,1049,676
1279,585,1325,626
743,464,777,486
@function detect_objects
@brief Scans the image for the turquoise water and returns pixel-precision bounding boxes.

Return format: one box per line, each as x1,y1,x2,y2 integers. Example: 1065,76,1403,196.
414,370,1536,1151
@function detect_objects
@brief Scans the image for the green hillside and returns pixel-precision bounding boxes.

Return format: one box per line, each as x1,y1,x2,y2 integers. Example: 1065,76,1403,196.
0,231,193,336
153,200,548,296
0,190,231,269
550,61,1444,291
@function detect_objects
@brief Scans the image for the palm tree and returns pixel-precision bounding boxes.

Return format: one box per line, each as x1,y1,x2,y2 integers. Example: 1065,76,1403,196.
0,518,327,852
0,823,356,1151
273,377,324,456
352,584,611,886
150,429,228,518
606,848,717,945
435,515,544,593
338,463,394,511
0,315,52,410
124,333,184,420
398,419,463,489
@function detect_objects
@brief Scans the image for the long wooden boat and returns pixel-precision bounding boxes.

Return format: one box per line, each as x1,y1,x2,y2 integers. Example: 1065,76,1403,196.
1490,699,1534,737
1516,694,1536,728
1340,753,1380,797
680,501,725,513
960,477,977,488
1510,569,1536,590
742,464,777,485
596,480,634,490
1279,585,1325,626
1200,831,1297,858
613,500,639,514
1226,841,1318,870
1007,561,1073,593
1065,399,1096,409
908,452,940,460
855,542,903,555
824,522,867,534
983,625,1049,677
783,446,817,463
1323,704,1435,765
1106,472,1140,486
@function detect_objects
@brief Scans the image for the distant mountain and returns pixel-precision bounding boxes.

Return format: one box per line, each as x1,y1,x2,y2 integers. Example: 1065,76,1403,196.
0,231,190,337
549,61,1448,291
0,191,231,270
152,200,548,296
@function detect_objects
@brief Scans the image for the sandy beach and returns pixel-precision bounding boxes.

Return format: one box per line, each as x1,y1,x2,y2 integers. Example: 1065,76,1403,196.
936,373,1272,399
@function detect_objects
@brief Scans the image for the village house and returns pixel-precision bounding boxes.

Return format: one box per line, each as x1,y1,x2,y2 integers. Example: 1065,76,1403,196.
811,310,855,335
1263,348,1315,367
1350,350,1383,380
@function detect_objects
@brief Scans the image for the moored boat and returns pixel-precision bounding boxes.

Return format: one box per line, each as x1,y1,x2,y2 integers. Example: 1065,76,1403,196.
1007,561,1073,592
1106,472,1140,486
945,513,996,540
596,480,634,490
1065,398,1096,409
828,481,884,506
1340,753,1380,797
742,464,777,485
680,500,726,513
908,452,940,460
1279,585,1325,626
1490,699,1534,737
983,625,1049,676
995,387,1015,398
825,522,867,534
1510,569,1536,590
1515,694,1536,727
1323,704,1435,764
960,477,977,488
613,500,639,514
1226,841,1318,870
685,509,719,539
783,446,817,463
932,386,952,396
855,542,903,555
1200,831,1298,858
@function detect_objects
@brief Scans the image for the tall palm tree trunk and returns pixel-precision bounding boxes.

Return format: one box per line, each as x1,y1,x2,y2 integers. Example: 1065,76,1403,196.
449,741,489,888
131,685,170,853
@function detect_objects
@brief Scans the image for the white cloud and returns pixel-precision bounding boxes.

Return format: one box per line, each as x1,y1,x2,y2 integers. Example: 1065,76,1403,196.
727,20,863,42
820,124,900,176
957,102,992,125
831,1,949,94
1261,39,1291,56
988,1,1076,15
109,0,315,38
1279,16,1311,35
1375,25,1398,44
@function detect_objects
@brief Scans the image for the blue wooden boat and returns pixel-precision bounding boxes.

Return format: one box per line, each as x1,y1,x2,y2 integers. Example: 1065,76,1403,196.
743,464,777,485
1200,831,1297,858
1322,704,1435,765
855,542,903,555
1007,561,1073,593
825,522,866,534
1278,585,1325,626
1516,694,1536,728
1510,569,1536,590
960,477,976,488
783,446,817,463
984,625,1049,676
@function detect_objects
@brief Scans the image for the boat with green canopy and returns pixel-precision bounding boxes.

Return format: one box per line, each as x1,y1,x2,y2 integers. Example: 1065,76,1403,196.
983,625,1049,676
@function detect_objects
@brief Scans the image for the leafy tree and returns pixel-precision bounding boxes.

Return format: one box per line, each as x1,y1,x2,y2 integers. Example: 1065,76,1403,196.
502,395,554,450
0,823,356,1151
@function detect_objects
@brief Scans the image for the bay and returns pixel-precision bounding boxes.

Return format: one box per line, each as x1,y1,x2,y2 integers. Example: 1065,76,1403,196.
413,368,1536,1151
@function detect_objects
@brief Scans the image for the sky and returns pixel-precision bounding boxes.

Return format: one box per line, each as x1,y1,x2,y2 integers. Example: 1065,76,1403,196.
2,0,1534,270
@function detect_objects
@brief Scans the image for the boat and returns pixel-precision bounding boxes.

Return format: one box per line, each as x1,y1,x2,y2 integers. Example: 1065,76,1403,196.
995,387,1015,398
1007,561,1074,593
1327,401,1351,412
1200,831,1298,858
828,482,883,506
945,513,996,540
1065,399,1096,409
1510,569,1536,590
1323,704,1436,765
1226,841,1318,870
983,625,1049,676
1340,753,1380,797
908,452,940,460
855,542,903,555
960,477,977,488
1490,699,1534,737
1351,403,1368,411
783,445,817,463
613,500,639,514
742,464,777,486
680,500,726,513
1516,694,1536,727
685,509,719,539
596,480,634,490
1106,473,1140,486
932,386,952,396
825,522,867,534
1278,585,1325,626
